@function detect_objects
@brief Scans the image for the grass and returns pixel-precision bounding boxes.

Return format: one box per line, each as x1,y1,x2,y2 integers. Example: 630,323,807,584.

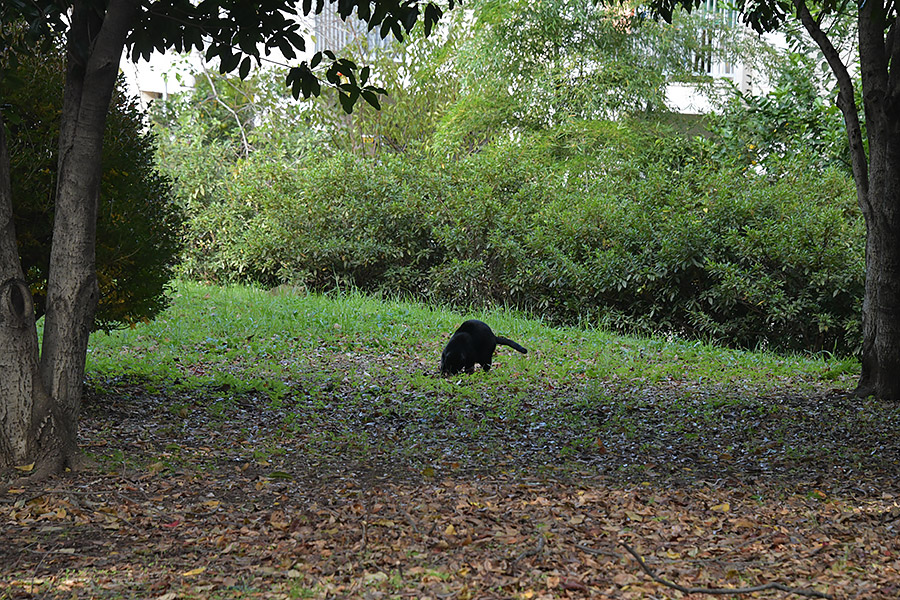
83,280,881,484
88,281,854,392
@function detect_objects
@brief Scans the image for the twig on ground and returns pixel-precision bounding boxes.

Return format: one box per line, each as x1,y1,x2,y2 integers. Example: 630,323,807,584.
512,532,545,566
575,542,620,558
620,540,833,599
360,515,368,551
399,506,421,535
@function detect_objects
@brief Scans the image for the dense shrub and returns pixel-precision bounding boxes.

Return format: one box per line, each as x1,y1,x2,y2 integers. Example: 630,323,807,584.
518,155,862,352
177,152,445,293
176,120,863,354
3,40,182,330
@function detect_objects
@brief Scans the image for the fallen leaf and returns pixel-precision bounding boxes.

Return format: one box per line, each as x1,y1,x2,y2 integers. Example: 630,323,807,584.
561,578,588,591
364,571,388,584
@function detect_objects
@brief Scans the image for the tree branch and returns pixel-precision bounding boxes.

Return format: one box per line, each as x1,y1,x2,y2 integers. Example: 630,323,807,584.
620,540,833,599
792,0,869,211
201,67,252,158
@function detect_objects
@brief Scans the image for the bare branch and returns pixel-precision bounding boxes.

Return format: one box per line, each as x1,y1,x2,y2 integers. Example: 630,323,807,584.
620,540,833,599
201,67,252,158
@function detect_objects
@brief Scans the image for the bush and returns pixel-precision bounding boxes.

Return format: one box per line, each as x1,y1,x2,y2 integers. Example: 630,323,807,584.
519,153,862,352
4,42,182,330
179,151,446,296
178,120,863,354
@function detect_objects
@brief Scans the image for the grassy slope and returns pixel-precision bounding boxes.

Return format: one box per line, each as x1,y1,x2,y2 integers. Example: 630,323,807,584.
83,281,889,486
88,281,855,389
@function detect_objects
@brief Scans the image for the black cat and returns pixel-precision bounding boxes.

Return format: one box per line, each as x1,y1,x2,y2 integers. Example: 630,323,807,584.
440,319,527,375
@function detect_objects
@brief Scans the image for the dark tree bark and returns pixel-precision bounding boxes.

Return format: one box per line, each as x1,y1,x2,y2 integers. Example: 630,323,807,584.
0,0,136,477
853,0,900,399
795,0,900,400
0,116,52,472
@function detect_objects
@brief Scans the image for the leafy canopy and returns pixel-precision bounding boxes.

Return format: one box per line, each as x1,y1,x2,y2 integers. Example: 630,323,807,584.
651,0,790,33
1,0,456,113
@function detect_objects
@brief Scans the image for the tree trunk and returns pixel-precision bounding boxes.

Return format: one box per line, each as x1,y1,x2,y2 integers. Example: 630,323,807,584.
856,117,900,399
0,117,56,474
0,0,136,478
798,0,900,400
852,2,900,400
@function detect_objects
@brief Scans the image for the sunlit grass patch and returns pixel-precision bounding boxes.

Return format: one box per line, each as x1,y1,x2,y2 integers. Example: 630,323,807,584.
88,280,855,396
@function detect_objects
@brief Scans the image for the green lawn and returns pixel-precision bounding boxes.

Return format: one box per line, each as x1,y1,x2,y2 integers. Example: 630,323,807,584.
83,281,874,484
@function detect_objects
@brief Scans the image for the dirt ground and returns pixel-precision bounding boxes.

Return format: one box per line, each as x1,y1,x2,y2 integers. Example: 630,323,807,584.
2,379,900,599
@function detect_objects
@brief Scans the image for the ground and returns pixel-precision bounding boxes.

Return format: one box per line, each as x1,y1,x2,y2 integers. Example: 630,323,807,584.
2,375,900,599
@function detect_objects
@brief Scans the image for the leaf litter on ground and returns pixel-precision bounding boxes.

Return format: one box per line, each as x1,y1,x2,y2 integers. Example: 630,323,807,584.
3,282,899,598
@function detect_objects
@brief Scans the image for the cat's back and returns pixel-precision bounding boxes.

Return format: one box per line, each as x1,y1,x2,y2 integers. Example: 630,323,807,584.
455,319,494,339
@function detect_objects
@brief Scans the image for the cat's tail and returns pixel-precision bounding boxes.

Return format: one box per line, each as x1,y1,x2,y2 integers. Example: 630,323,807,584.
496,336,527,354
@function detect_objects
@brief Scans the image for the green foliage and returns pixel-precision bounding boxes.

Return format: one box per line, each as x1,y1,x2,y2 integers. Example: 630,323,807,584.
177,151,445,294
518,132,862,353
299,15,467,155
432,0,766,153
708,48,852,173
177,120,863,355
144,0,860,356
3,39,182,329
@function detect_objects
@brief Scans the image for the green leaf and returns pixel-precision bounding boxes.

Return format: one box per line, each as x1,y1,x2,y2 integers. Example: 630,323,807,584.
338,90,359,114
424,3,443,37
219,48,241,74
361,89,381,110
238,56,252,80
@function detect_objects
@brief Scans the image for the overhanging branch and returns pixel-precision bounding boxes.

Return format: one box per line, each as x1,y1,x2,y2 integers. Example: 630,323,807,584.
793,0,869,209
